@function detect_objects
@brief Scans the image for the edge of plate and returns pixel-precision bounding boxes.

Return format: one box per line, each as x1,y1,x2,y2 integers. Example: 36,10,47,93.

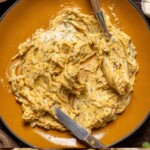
0,1,36,148
0,0,149,148
0,116,36,148
128,0,150,29
0,0,19,21
107,0,150,147
108,112,150,147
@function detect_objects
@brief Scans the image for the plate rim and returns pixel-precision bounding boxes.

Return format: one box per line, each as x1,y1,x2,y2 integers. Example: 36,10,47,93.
0,0,149,148
0,112,149,148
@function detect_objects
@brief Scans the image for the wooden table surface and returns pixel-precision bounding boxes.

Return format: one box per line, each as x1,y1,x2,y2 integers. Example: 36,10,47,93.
0,0,149,148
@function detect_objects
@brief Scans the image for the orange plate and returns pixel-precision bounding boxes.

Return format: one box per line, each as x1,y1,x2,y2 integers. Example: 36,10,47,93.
0,0,150,148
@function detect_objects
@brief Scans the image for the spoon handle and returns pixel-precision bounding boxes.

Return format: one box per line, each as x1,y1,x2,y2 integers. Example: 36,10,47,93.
90,0,101,13
90,0,111,40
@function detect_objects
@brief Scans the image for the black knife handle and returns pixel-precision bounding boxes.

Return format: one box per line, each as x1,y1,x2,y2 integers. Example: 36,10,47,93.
84,134,107,148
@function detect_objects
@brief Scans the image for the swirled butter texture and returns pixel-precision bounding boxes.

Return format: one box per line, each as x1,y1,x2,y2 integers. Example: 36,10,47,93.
9,8,138,131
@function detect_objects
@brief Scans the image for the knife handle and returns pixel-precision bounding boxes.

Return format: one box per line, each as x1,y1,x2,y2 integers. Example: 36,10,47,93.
84,134,107,148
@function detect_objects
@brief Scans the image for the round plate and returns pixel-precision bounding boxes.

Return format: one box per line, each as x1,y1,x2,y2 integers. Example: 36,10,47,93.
0,0,150,148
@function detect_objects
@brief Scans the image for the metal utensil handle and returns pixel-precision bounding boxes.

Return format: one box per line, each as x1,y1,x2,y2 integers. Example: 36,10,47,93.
90,0,111,40
84,134,107,148
96,11,111,38
90,0,101,13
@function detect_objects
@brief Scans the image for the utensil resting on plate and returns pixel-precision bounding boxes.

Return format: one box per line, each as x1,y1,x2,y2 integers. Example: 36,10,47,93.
55,106,106,148
90,0,112,41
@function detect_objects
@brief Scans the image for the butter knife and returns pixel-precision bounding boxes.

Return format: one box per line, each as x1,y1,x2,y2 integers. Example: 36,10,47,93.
55,107,106,148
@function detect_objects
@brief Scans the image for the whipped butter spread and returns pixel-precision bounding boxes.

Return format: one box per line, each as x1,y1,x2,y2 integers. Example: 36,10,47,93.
9,8,138,131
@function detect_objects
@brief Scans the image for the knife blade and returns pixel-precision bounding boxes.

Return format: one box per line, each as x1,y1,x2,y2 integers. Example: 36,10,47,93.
54,106,106,148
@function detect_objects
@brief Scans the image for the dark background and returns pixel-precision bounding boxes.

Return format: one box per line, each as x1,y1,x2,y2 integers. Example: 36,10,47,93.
0,0,149,148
